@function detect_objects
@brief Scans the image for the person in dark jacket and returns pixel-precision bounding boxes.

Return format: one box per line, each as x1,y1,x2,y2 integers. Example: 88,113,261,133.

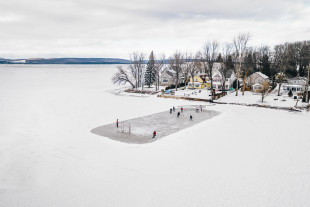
177,111,180,118
170,108,172,114
190,115,193,120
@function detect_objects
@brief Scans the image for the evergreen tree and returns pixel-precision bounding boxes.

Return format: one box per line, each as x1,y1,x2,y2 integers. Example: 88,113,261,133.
226,55,234,70
216,53,223,62
260,54,271,77
244,53,254,75
144,51,156,87
288,89,293,97
252,52,259,72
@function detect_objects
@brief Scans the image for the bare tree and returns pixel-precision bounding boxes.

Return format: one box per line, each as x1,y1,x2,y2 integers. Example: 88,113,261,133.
129,52,145,89
233,33,251,96
273,44,287,96
189,53,202,89
241,48,255,95
182,52,193,89
154,54,165,91
201,40,219,97
261,80,270,102
169,51,184,91
220,43,233,92
112,65,135,88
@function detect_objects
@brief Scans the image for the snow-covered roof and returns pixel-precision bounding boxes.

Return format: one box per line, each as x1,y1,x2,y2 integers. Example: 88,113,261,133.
287,77,306,81
255,72,269,79
162,68,184,78
282,84,304,88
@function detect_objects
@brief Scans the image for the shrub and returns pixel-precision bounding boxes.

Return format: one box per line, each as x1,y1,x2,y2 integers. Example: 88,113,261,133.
288,89,293,97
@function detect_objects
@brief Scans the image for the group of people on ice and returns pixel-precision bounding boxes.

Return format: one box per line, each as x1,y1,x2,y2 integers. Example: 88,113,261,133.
117,105,204,139
169,105,202,121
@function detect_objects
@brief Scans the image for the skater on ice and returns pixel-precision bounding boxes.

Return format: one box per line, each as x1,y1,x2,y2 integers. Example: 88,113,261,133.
153,131,156,138
116,119,119,128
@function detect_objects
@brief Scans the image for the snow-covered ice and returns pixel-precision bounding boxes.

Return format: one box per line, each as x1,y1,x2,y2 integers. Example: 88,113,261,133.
1,64,310,207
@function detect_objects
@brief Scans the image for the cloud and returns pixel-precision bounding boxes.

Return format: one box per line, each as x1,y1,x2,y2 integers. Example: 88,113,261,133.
0,0,309,58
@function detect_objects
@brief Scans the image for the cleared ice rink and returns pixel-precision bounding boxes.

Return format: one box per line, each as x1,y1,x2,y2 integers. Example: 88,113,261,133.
91,106,220,144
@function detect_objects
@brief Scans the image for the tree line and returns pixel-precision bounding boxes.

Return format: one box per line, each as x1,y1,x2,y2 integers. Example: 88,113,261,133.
112,33,310,97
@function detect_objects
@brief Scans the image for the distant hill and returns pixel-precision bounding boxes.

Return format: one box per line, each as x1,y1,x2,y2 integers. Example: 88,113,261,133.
0,58,131,64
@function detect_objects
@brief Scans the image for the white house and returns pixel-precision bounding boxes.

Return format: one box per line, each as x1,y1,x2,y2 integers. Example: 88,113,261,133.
282,84,304,95
212,69,236,91
287,77,306,87
282,77,306,96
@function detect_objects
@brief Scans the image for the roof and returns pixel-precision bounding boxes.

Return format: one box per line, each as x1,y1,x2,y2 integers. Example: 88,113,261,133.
283,84,304,88
162,68,185,78
255,72,269,79
226,69,235,78
287,77,307,81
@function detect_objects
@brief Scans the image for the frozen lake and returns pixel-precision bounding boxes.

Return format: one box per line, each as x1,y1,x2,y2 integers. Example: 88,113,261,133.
1,64,310,207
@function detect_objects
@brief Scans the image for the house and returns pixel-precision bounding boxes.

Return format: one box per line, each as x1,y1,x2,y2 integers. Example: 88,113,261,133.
252,83,263,93
246,72,269,87
287,77,306,87
282,77,307,96
188,66,236,91
212,69,236,91
188,73,210,89
282,84,304,95
160,68,185,87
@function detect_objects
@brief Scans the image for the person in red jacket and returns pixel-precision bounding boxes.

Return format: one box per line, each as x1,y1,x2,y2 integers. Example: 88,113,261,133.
153,131,156,138
116,119,119,128
181,107,183,112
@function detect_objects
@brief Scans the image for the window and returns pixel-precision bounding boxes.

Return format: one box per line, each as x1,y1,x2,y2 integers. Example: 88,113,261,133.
163,77,168,83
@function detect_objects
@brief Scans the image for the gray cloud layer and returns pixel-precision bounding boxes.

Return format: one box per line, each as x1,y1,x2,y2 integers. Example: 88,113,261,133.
0,0,309,58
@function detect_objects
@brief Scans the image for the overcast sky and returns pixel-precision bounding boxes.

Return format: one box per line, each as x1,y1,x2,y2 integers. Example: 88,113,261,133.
0,0,309,59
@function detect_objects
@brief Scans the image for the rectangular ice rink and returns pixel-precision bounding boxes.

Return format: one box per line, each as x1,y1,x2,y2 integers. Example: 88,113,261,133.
91,106,220,144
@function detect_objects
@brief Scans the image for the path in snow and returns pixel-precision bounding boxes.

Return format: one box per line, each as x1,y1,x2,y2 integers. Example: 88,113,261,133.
91,105,220,144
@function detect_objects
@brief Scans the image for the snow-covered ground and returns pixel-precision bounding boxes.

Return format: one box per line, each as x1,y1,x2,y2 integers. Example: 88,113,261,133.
218,90,308,108
1,64,310,207
174,88,212,99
